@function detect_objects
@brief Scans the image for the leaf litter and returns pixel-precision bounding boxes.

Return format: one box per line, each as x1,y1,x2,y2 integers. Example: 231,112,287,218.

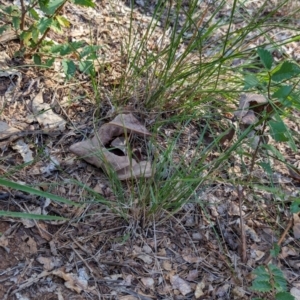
0,0,300,299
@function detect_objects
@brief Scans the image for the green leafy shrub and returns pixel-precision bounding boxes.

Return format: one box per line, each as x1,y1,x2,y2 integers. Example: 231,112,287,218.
0,0,96,78
244,47,300,213
251,264,294,300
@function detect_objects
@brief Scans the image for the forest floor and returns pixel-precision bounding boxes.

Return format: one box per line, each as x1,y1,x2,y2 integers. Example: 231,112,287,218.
0,0,300,299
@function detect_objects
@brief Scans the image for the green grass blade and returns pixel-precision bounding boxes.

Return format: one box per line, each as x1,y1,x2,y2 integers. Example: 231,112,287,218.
0,178,81,207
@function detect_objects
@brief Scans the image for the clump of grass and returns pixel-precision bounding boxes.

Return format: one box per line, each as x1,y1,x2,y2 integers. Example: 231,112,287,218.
92,0,299,222
1,0,300,226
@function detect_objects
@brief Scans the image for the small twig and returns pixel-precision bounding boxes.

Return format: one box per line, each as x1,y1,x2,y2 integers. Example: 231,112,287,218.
247,120,268,180
237,186,247,263
71,246,94,275
9,270,52,296
20,0,26,31
263,217,293,264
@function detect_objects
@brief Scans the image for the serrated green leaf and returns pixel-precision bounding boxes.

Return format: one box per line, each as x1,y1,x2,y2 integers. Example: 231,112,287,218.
0,210,67,221
45,57,55,67
253,266,269,277
33,54,42,65
31,27,39,43
274,278,287,292
80,45,101,59
68,41,85,51
50,19,63,34
244,74,260,90
55,15,70,27
73,0,95,8
273,85,292,100
51,41,83,55
275,292,295,300
257,48,273,70
12,16,20,30
62,59,76,79
38,0,50,13
2,5,19,14
272,61,300,82
20,31,32,45
259,162,272,174
251,280,272,292
50,44,64,54
29,8,40,20
291,199,300,213
79,60,95,75
270,244,281,257
268,120,289,142
39,0,65,15
0,24,10,35
37,17,53,35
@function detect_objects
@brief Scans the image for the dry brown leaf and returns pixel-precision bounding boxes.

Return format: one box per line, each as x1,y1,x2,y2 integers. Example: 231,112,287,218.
137,254,153,264
108,113,151,136
234,94,268,120
70,114,152,180
12,139,34,163
232,286,246,298
53,268,89,294
32,91,66,130
186,269,198,281
162,260,172,271
141,277,154,289
22,236,37,254
170,274,192,296
194,281,205,298
279,246,298,259
182,254,202,263
37,256,62,271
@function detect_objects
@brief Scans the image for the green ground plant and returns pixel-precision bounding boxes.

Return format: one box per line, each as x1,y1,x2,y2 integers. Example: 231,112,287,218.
251,263,294,300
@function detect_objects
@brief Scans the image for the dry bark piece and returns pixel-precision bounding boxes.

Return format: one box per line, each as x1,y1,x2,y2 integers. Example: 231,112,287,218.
70,114,152,180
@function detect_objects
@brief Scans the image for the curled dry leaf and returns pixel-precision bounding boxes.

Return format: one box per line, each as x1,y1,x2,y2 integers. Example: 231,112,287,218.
12,139,34,163
234,94,268,120
70,114,152,180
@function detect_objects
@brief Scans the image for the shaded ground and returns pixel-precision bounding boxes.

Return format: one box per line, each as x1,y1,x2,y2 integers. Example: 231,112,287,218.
0,0,300,299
